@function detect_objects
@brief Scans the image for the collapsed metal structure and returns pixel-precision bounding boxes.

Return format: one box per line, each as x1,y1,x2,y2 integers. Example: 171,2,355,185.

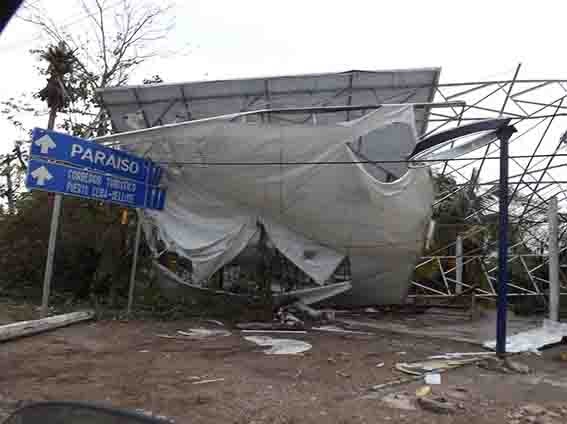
97,66,567,309
409,66,567,303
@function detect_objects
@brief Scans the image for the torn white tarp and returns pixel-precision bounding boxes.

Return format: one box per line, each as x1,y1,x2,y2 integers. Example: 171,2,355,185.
104,105,434,305
483,319,567,353
244,335,312,355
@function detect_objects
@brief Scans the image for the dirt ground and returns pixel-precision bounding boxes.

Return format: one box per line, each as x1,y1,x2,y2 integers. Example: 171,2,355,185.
1,312,567,424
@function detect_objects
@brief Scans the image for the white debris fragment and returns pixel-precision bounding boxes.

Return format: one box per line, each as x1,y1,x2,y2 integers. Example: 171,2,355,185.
312,325,373,335
241,330,308,334
192,378,225,385
424,373,441,385
177,328,231,339
244,335,312,355
483,319,567,353
428,352,495,360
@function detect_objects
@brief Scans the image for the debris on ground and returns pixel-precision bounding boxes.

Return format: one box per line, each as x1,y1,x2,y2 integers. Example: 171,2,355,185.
156,327,232,341
177,328,231,339
428,352,496,360
311,325,373,335
192,378,225,385
244,335,312,355
504,358,531,374
415,386,431,397
396,357,480,376
478,356,530,374
424,373,441,385
380,393,416,411
444,387,469,401
507,403,566,424
0,310,95,343
483,319,567,353
376,362,385,368
417,396,457,414
135,408,175,422
236,322,305,331
370,375,424,392
290,302,323,320
241,329,308,334
276,309,304,326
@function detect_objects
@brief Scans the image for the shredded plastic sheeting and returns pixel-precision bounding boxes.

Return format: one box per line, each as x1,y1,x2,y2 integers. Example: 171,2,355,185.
312,325,373,335
244,335,312,355
108,105,433,305
176,328,231,339
396,358,481,376
483,319,567,353
273,281,352,306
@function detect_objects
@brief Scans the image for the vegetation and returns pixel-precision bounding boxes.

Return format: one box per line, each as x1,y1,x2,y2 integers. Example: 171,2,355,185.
0,0,175,314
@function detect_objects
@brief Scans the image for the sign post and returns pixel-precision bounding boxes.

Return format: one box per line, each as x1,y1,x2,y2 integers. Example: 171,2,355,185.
127,210,143,315
41,193,62,317
27,128,166,317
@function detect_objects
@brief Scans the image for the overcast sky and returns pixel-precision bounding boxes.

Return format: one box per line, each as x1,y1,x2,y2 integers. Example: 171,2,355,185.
1,0,566,155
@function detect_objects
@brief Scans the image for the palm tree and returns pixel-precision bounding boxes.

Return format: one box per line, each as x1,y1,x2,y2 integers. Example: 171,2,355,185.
37,42,76,129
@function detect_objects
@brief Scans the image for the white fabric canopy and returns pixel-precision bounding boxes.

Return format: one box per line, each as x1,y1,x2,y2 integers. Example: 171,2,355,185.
112,105,434,304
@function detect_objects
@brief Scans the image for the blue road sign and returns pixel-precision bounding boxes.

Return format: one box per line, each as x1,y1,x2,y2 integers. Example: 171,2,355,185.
26,158,166,210
30,128,162,185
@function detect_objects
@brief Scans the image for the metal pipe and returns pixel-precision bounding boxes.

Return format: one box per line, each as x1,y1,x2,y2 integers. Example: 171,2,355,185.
456,236,463,294
127,210,143,315
548,197,560,321
496,129,512,356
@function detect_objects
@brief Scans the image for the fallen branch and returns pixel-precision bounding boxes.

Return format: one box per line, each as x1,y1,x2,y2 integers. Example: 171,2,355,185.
0,310,95,342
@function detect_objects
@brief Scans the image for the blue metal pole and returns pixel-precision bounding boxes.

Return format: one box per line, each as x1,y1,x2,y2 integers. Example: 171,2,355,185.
496,130,511,356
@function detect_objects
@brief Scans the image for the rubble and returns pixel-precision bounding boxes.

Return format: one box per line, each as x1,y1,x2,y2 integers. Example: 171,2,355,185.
177,328,231,339
396,357,480,376
380,393,416,411
192,378,225,385
478,356,530,374
415,386,431,397
417,396,457,414
312,325,373,335
507,403,566,424
244,335,312,355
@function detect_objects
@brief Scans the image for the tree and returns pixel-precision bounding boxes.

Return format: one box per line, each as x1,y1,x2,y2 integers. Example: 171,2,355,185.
0,0,176,306
19,0,175,137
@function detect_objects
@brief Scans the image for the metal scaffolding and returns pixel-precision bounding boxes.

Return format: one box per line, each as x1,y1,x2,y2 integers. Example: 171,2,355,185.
98,66,567,309
409,65,567,307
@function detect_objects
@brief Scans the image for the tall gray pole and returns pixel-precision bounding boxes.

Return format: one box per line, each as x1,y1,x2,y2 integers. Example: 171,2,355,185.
456,235,463,294
41,194,62,317
548,197,560,321
40,114,61,318
127,209,143,315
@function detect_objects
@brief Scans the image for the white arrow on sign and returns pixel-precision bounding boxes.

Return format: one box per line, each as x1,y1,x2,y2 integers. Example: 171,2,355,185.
31,166,53,186
34,134,57,155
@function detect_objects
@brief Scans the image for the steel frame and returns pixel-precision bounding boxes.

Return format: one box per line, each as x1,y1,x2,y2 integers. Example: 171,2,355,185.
410,67,567,304
98,67,567,306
